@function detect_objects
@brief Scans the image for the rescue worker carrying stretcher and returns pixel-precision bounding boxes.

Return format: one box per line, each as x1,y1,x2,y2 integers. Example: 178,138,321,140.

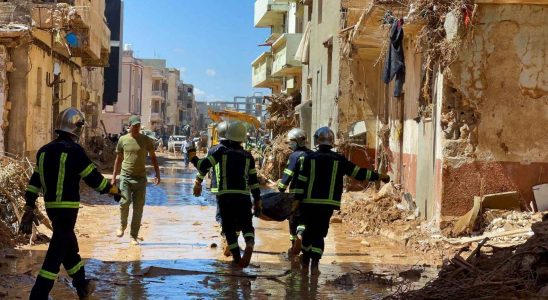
188,121,261,268
277,128,312,257
295,127,390,275
193,121,236,257
19,108,121,299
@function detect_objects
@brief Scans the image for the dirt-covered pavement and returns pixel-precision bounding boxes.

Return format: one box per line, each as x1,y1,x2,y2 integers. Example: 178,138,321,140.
0,153,440,299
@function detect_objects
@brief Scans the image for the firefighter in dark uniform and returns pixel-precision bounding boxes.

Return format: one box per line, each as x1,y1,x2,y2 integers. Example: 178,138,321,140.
189,121,261,268
192,121,234,256
19,108,121,299
277,128,313,257
295,127,390,275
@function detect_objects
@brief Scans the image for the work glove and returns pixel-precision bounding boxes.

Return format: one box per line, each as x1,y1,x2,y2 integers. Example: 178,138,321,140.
187,146,197,160
380,174,391,183
193,181,202,197
253,199,262,217
19,206,38,235
108,185,123,202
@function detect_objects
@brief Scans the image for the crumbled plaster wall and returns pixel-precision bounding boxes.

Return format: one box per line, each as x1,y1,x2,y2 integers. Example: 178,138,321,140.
441,4,548,215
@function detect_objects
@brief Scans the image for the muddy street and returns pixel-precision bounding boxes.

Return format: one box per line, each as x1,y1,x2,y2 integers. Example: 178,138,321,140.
0,153,438,299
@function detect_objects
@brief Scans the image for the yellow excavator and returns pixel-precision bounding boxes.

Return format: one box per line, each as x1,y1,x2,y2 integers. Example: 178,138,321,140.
207,109,261,148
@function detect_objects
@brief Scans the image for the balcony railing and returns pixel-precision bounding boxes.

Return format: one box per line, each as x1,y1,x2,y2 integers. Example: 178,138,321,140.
252,52,280,89
271,33,303,77
152,90,165,98
254,0,287,28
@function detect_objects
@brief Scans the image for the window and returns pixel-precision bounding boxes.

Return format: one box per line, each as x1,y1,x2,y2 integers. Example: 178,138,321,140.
307,3,312,22
327,45,332,85
153,80,160,91
153,101,160,113
35,67,42,106
318,0,323,24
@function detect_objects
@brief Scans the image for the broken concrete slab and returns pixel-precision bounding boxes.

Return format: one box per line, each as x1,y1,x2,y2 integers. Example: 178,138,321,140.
481,191,520,210
452,196,481,236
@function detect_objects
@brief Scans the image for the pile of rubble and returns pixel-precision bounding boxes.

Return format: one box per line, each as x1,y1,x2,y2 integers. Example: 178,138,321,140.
264,94,298,137
257,134,291,182
0,155,51,248
83,134,117,171
387,218,548,299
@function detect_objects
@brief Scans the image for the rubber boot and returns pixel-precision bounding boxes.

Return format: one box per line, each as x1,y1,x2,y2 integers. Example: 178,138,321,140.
310,259,321,276
239,242,254,268
75,279,96,299
301,254,310,274
231,248,242,266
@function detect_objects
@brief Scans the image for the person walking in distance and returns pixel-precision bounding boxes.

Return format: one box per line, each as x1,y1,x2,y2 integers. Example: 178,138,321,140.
20,108,122,299
181,136,191,168
295,127,390,275
111,115,161,245
189,121,261,268
277,128,313,258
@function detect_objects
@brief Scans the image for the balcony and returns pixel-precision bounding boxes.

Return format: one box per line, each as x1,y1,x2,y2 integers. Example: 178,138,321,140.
152,90,165,99
152,69,166,79
151,112,162,121
31,0,110,67
252,52,281,89
271,33,303,77
254,0,288,28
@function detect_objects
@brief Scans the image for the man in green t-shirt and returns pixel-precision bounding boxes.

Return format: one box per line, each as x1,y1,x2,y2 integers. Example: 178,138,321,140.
111,116,161,245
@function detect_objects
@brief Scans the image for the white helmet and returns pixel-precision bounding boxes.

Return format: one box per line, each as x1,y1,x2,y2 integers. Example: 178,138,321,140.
217,121,228,140
55,107,85,138
287,128,307,150
313,127,335,148
225,121,247,143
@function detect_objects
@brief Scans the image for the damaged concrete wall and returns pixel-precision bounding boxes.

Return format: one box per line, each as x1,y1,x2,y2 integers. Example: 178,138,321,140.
440,4,548,216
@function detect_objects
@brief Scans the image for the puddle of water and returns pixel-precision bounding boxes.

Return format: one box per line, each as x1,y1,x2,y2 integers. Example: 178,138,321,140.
1,153,440,299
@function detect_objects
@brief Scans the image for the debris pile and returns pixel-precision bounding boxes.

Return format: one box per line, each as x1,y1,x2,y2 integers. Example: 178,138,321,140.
257,134,291,182
340,183,418,235
477,209,542,245
264,94,298,137
0,155,51,247
386,219,548,299
83,135,117,171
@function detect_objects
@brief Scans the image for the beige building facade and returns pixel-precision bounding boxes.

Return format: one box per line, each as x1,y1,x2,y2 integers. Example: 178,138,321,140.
0,0,110,158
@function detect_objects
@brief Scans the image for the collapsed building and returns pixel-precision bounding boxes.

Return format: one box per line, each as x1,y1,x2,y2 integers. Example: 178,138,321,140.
0,0,111,158
253,0,547,224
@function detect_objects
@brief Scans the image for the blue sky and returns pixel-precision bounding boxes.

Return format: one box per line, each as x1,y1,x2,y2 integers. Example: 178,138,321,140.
123,0,270,102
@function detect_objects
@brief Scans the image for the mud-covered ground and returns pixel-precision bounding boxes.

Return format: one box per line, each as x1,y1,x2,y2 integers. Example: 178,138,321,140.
0,153,440,299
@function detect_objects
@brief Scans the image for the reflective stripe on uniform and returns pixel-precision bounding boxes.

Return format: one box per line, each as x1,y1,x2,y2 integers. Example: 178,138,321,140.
351,166,360,178
55,153,68,202
26,185,40,194
249,168,257,175
366,170,372,181
244,158,250,189
302,198,341,207
301,245,312,252
207,156,217,166
250,183,260,189
278,182,287,189
289,189,304,194
45,201,80,209
38,269,58,280
307,160,316,199
79,163,95,178
243,232,255,238
289,235,296,241
95,178,108,192
39,152,47,194
311,247,323,255
297,225,306,232
216,190,251,196
228,242,239,250
211,188,219,193
328,161,339,200
67,261,84,275
298,175,308,181
197,173,205,180
284,168,294,176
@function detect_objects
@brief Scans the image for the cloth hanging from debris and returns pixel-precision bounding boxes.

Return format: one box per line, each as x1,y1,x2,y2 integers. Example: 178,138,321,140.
382,20,405,97
294,21,311,63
